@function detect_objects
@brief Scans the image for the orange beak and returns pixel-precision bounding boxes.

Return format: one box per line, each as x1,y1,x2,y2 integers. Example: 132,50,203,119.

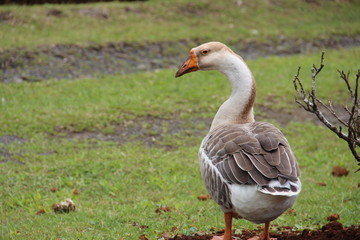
175,50,199,78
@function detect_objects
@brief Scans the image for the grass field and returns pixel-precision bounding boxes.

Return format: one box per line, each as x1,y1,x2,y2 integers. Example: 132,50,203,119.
1,48,360,239
0,0,360,49
1,0,360,239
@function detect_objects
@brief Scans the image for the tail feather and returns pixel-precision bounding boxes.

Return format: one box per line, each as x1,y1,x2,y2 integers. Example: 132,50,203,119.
258,179,301,196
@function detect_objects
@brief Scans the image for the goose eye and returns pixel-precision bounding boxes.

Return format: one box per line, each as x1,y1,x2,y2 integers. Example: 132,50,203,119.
201,50,209,55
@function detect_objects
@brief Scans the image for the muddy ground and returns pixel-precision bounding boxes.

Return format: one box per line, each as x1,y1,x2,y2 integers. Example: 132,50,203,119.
1,35,360,83
169,221,360,240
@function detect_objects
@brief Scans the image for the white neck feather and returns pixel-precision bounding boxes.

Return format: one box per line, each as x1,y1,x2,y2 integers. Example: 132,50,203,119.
210,53,255,131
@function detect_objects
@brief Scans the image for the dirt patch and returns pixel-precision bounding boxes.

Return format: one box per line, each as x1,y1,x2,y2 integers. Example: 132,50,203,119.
169,222,360,240
46,9,63,17
0,0,145,5
0,148,25,165
1,35,359,83
0,135,26,165
0,135,26,145
257,97,351,128
0,100,350,162
51,103,349,147
78,7,109,19
54,115,211,149
0,10,22,24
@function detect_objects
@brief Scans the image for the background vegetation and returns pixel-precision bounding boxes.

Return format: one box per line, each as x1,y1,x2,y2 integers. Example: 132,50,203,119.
0,0,359,49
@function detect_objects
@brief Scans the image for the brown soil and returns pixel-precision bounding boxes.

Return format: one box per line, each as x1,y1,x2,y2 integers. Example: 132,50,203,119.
170,222,360,240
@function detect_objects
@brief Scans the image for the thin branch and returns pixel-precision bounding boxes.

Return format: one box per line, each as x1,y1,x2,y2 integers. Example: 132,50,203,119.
315,99,348,127
344,106,352,115
292,53,360,171
338,70,354,99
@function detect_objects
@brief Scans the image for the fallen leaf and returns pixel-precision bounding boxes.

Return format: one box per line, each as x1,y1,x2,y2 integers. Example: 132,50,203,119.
286,208,296,215
36,209,45,215
155,206,171,214
159,232,171,239
327,213,340,222
73,188,79,195
139,225,149,229
316,182,327,186
331,166,349,177
50,187,57,192
139,234,148,240
197,194,210,201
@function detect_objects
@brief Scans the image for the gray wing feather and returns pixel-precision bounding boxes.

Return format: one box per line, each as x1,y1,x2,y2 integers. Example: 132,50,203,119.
202,122,300,187
233,152,253,171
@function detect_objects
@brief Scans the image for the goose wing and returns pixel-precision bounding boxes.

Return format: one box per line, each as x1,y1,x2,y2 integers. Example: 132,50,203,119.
202,122,300,189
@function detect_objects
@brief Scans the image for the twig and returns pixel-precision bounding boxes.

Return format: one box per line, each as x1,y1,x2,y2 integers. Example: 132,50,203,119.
293,53,360,171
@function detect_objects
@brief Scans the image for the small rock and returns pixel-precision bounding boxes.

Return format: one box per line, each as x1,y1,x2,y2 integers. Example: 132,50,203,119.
52,198,76,213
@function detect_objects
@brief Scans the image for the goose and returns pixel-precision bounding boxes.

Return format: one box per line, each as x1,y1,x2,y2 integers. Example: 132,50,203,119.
175,42,301,240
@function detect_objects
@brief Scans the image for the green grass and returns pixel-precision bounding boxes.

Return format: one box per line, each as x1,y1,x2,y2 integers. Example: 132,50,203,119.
0,0,360,49
1,48,359,239
1,47,359,136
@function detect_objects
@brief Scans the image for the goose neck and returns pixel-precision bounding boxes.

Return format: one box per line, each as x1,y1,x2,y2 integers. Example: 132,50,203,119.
210,55,256,131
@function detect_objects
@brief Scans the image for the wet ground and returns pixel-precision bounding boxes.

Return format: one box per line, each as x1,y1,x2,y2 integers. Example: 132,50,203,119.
1,35,360,83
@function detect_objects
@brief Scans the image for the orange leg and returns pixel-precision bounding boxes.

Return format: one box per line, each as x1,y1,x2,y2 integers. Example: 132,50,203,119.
211,212,233,240
259,222,270,240
248,221,276,240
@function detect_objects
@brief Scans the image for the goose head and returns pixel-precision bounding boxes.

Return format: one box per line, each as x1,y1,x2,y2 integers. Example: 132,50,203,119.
175,42,256,127
175,42,234,78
